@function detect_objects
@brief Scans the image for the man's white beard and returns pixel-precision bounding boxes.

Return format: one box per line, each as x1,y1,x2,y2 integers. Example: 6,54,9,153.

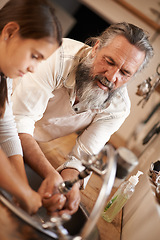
75,56,111,112
76,80,109,111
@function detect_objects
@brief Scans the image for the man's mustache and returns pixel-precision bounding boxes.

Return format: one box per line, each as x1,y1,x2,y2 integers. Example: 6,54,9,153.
94,75,114,90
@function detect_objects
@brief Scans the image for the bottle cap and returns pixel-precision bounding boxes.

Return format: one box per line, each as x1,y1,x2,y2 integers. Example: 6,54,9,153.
129,170,143,186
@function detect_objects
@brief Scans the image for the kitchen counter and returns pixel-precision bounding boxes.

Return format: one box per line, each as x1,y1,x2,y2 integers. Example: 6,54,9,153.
0,133,122,240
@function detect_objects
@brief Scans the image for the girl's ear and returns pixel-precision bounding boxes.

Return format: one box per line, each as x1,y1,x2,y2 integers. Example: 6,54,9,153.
91,40,100,58
2,22,20,40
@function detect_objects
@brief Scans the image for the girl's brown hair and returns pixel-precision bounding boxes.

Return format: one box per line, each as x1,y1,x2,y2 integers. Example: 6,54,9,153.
0,73,7,118
0,0,62,118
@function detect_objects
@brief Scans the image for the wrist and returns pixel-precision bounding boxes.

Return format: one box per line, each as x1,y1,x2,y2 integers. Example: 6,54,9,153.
60,168,79,178
13,181,33,203
60,168,83,189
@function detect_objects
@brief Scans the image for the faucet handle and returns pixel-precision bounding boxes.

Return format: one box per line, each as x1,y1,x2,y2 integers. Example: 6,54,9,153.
42,213,71,229
42,213,71,239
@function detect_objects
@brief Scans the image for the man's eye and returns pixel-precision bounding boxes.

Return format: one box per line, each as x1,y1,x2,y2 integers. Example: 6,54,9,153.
121,70,130,77
107,61,114,65
105,58,115,66
103,57,113,65
105,58,114,66
121,70,127,76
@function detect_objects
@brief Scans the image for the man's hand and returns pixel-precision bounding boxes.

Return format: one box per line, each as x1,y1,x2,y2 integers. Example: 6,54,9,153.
38,171,66,214
58,182,81,216
38,169,81,216
58,168,81,216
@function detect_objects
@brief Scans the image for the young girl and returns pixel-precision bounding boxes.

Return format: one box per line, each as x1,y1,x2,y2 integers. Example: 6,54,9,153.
0,0,62,214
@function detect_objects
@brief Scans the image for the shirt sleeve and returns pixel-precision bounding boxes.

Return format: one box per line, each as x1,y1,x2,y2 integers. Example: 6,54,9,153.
71,88,131,158
0,78,23,157
58,115,126,188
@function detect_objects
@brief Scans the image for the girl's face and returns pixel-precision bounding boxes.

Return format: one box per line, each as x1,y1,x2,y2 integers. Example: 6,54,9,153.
0,24,58,78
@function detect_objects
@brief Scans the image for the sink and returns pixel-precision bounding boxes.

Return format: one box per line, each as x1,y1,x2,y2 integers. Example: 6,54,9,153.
0,143,117,240
0,165,100,240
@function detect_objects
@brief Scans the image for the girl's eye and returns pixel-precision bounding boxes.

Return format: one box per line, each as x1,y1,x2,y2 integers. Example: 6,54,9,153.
32,54,38,60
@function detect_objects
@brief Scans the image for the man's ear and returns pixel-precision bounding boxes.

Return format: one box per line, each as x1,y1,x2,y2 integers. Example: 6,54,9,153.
91,40,100,58
2,22,20,40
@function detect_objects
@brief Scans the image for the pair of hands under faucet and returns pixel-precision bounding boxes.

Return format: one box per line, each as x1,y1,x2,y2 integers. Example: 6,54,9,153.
37,168,81,216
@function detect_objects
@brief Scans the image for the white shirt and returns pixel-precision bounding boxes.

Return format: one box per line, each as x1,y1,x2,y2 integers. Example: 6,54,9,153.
0,78,22,157
12,38,130,182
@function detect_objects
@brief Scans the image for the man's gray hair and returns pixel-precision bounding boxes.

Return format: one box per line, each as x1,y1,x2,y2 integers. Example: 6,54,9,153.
86,22,154,72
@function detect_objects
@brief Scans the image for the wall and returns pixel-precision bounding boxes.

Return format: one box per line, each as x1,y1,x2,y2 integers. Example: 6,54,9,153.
52,0,80,15
50,0,77,37
117,30,160,143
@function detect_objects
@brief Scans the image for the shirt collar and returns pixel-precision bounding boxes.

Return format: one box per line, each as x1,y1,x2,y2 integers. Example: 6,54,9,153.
64,46,92,89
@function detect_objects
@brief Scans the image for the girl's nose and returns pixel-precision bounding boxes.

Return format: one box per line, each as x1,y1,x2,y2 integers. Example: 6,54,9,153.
27,66,34,73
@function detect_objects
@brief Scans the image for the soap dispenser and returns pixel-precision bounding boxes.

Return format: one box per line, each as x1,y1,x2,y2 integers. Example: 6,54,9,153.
102,170,143,222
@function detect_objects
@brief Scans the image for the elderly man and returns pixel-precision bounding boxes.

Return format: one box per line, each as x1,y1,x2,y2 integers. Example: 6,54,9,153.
12,22,153,216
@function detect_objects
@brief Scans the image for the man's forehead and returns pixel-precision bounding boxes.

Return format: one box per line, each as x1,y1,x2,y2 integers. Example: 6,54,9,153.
98,37,144,71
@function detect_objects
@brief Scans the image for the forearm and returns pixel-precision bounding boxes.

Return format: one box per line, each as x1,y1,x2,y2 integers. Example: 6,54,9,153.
0,148,42,214
0,149,29,197
9,154,28,184
19,133,59,179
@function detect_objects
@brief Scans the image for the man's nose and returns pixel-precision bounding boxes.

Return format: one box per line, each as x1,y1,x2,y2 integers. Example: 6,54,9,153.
105,67,119,83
